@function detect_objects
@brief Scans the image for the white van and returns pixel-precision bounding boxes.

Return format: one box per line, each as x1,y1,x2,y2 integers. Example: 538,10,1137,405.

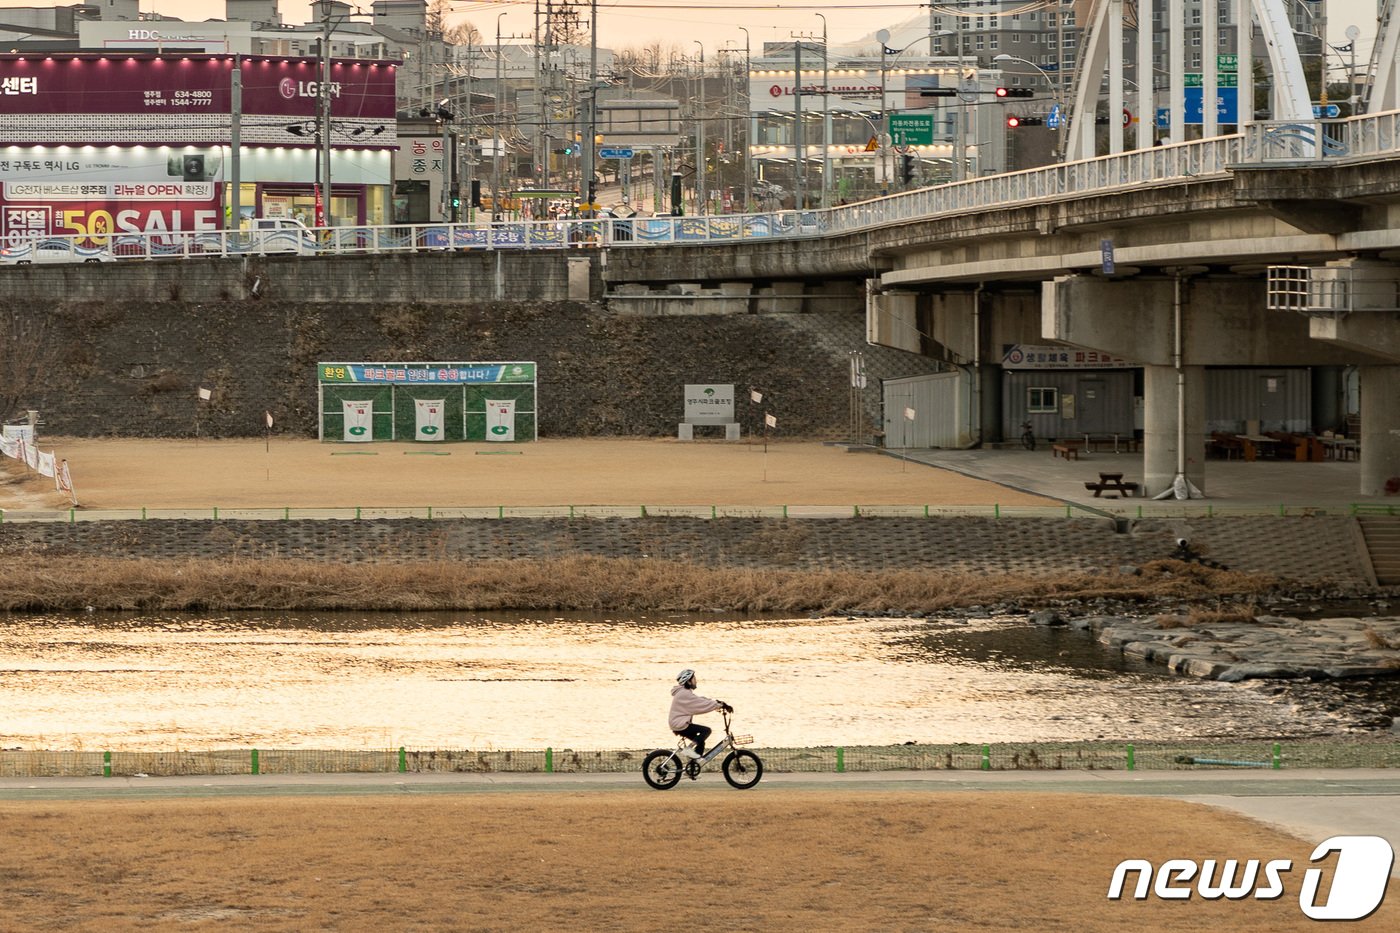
251,217,318,255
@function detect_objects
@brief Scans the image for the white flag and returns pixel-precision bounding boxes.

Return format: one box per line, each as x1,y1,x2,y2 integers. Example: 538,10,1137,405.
904,407,916,421
764,413,777,429
198,387,212,401
342,400,373,442
750,389,763,404
485,399,516,442
264,411,274,429
414,398,446,441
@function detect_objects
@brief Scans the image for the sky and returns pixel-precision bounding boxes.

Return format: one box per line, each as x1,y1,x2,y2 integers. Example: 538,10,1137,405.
0,0,1384,60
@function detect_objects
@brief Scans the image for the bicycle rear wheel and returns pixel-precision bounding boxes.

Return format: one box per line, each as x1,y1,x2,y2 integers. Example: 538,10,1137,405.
722,750,763,789
643,749,683,789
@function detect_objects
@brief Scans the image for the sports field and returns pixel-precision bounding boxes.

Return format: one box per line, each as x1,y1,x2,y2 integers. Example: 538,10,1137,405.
2,436,1054,511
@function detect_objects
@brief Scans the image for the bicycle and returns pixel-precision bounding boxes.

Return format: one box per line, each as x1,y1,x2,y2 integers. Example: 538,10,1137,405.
1020,420,1036,451
642,708,763,790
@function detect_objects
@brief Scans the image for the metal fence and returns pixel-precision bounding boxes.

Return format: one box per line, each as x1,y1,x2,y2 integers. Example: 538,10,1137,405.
4,740,1396,779
2,502,1394,525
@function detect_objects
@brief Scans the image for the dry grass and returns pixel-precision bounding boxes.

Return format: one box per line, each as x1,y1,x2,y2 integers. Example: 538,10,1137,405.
1156,601,1262,628
0,555,1286,613
0,790,1376,933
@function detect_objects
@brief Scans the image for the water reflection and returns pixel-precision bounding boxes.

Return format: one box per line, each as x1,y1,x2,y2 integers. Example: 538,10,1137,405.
0,611,1355,751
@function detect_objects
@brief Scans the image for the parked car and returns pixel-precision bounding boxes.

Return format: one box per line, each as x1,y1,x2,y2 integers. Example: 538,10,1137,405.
0,238,114,264
248,217,319,255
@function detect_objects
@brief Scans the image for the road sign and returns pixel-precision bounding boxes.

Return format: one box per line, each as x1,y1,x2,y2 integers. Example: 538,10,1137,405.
957,76,979,104
1046,103,1062,130
1185,72,1238,87
1217,53,1238,73
598,147,635,159
889,113,935,146
1100,239,1115,275
1313,103,1341,118
1183,86,1239,124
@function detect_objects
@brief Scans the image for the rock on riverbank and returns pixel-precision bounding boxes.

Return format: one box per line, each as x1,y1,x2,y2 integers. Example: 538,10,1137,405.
1069,613,1400,683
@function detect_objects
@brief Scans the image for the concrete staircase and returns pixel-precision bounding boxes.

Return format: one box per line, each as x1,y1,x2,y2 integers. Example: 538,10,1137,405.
1359,516,1400,585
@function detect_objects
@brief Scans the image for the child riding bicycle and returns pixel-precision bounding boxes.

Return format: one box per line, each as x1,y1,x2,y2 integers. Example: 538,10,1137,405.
668,669,732,760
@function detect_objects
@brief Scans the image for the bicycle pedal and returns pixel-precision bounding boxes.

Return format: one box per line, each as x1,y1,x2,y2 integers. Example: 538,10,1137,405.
686,763,700,779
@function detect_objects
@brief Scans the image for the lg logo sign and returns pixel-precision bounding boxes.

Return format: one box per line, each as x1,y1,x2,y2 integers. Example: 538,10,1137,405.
278,78,343,100
1108,835,1393,921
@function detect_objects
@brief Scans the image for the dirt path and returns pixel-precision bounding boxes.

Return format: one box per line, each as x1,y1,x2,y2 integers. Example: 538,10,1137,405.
2,437,1053,511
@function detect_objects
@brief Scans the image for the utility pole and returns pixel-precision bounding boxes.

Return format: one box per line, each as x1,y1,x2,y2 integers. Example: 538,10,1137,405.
817,13,829,209
230,54,241,232
495,12,505,217
793,37,803,209
739,26,750,213
464,40,473,221
694,40,705,213
582,0,598,217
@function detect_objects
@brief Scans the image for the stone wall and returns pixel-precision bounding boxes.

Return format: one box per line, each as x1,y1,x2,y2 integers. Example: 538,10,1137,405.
0,515,1377,586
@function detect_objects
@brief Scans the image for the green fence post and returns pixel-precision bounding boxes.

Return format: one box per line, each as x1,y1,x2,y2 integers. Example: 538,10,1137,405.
141,507,146,520
398,747,407,773
994,504,1001,519
783,505,788,519
569,505,575,519
251,748,260,775
1279,504,1286,517
1272,743,1282,770
1126,744,1135,771
284,507,290,520
924,504,929,518
545,747,554,773
498,505,504,519
641,505,647,517
1137,505,1143,519
981,745,990,771
212,507,218,520
355,506,361,520
70,509,75,523
836,747,845,773
427,506,433,519
853,505,860,518
104,750,112,777
711,505,717,519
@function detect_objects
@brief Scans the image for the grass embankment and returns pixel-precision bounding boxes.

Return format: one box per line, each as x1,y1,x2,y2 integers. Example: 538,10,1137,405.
1,556,1281,612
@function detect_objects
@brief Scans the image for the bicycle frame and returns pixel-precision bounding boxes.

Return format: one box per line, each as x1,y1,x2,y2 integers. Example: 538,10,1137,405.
670,710,748,768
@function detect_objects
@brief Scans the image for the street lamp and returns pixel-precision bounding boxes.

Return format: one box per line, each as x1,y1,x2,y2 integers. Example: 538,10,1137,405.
878,31,956,192
694,40,705,214
816,13,829,209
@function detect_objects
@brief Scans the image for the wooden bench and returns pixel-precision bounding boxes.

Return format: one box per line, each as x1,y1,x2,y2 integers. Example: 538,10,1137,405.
1084,472,1140,498
1051,443,1081,460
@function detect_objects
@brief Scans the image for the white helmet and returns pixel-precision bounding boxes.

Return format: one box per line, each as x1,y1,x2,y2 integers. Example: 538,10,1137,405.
676,668,696,686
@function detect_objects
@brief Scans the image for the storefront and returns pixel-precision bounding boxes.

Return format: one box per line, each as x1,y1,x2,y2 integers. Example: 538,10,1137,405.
0,53,395,240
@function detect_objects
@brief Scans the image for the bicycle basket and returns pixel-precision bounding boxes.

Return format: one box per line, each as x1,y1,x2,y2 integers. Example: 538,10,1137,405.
731,734,754,746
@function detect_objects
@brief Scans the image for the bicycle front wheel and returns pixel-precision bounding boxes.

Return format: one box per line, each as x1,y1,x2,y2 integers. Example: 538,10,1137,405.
722,750,763,789
643,749,683,789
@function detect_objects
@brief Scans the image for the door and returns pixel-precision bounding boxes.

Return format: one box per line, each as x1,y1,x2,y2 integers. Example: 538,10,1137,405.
1075,379,1109,434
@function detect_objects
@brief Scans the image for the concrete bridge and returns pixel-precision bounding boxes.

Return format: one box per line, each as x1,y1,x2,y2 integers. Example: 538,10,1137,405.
599,121,1400,501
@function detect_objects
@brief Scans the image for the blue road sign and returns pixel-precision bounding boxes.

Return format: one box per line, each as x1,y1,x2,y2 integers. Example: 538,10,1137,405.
1047,103,1062,130
598,147,635,159
1313,103,1340,118
1100,239,1115,275
1183,87,1239,124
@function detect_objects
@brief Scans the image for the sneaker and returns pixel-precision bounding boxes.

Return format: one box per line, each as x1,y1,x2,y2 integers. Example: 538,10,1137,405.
677,747,700,761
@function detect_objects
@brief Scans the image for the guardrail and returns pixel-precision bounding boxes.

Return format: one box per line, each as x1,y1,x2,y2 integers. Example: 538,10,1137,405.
3,739,1396,778
4,109,1394,268
0,501,1391,523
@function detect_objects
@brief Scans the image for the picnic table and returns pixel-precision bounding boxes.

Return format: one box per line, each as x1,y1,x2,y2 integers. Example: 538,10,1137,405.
1084,471,1140,498
1235,434,1280,462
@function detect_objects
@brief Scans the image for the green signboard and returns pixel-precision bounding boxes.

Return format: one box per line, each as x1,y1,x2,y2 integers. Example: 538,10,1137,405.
889,113,935,146
1185,72,1238,88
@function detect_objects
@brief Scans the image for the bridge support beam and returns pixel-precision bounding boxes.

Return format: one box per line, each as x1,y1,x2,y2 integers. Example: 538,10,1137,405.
1360,366,1400,496
1143,364,1207,497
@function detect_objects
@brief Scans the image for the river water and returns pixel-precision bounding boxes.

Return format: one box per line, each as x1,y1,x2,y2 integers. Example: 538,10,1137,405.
0,611,1385,751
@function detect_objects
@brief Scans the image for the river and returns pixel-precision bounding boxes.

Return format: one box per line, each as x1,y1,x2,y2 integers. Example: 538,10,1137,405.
0,611,1388,751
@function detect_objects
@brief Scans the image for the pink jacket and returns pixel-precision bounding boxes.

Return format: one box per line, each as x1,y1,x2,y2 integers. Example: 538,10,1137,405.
669,684,721,732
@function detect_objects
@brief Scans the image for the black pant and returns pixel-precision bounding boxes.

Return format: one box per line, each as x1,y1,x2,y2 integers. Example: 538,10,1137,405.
675,722,711,757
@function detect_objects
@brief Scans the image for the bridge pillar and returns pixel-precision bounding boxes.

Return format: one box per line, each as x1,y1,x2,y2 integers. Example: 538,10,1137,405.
1143,364,1208,498
1360,366,1400,496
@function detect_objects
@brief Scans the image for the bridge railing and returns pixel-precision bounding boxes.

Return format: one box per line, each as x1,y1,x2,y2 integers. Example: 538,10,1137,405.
5,110,1398,268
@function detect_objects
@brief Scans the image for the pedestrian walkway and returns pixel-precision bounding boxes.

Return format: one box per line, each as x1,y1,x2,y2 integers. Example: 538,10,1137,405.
891,445,1388,514
3,768,1395,875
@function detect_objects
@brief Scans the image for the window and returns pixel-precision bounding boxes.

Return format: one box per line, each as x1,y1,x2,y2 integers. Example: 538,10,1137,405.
1028,388,1058,413
989,34,998,50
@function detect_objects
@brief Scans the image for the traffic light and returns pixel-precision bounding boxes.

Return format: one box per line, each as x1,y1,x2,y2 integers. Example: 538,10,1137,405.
899,153,915,184
1006,115,1044,128
451,194,461,210
995,87,1035,99
470,179,482,209
919,87,958,98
